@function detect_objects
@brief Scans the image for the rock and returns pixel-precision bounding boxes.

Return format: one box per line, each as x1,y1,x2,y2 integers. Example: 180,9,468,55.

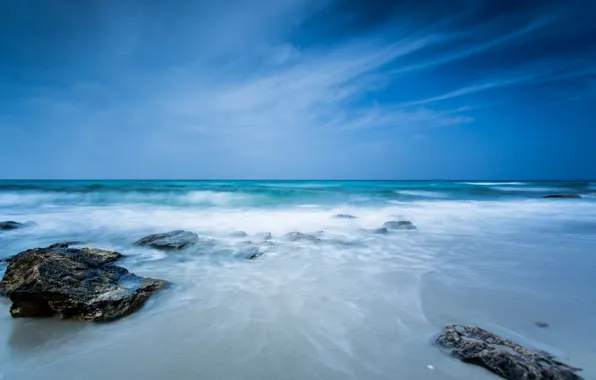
373,227,388,234
0,221,37,230
135,230,199,250
435,324,583,380
0,221,22,230
253,232,272,241
543,194,581,199
383,220,417,230
230,231,248,237
237,245,263,260
0,244,164,321
284,232,321,243
535,321,550,328
332,214,357,219
2,243,122,266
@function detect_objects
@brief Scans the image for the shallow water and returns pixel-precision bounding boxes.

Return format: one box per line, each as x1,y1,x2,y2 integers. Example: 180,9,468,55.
1,180,595,379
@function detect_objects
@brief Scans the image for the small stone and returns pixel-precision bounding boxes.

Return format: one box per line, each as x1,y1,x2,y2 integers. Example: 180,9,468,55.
332,214,357,219
284,232,321,243
535,321,550,328
135,230,199,250
253,232,272,241
383,220,417,230
230,231,248,237
0,221,23,230
543,194,581,199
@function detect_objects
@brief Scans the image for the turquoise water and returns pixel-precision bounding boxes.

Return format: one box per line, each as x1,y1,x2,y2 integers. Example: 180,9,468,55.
1,180,595,379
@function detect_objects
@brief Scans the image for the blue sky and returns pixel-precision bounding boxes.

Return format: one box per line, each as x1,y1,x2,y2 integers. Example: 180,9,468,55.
1,0,595,179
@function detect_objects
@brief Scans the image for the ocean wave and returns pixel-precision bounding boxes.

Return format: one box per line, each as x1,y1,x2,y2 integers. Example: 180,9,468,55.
0,190,255,207
463,182,526,186
491,186,569,193
396,190,449,198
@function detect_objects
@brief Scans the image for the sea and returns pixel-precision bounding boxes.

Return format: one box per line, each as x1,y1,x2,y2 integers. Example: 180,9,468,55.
1,180,595,379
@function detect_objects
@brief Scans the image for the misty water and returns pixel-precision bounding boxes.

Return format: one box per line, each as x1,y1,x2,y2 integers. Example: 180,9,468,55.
1,180,595,379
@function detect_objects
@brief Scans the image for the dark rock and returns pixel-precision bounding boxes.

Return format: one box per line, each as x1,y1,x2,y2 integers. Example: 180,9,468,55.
383,220,417,230
0,245,164,321
0,221,23,230
135,230,199,250
332,214,357,219
535,321,550,328
373,227,388,234
543,194,582,199
436,324,583,380
284,232,321,243
230,231,248,237
2,243,122,266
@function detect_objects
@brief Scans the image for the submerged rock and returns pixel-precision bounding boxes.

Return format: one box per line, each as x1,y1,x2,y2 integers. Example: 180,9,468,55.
284,231,321,243
0,221,35,230
253,232,272,241
535,321,550,328
543,194,582,199
436,324,583,380
0,244,164,321
135,230,199,250
230,231,248,237
237,245,263,260
332,214,357,219
0,221,22,230
383,220,417,230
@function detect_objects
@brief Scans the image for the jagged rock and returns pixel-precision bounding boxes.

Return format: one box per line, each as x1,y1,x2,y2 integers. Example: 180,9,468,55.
332,214,357,219
383,220,417,230
373,227,388,234
0,244,164,321
436,324,583,380
543,194,581,199
284,232,321,243
135,230,199,250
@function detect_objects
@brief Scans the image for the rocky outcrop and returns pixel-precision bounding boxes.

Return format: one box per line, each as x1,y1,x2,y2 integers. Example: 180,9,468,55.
373,227,388,234
135,230,199,250
383,220,417,230
436,324,583,380
332,214,357,219
0,243,165,321
543,194,582,199
284,232,321,243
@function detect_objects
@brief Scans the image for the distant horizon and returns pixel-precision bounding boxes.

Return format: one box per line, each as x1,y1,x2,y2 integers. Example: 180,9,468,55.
1,178,595,182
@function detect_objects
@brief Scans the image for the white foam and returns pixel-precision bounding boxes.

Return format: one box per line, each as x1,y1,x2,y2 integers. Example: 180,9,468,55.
396,190,449,198
464,182,526,186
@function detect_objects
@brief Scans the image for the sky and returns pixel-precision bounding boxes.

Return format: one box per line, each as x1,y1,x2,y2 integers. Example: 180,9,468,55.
1,0,595,180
